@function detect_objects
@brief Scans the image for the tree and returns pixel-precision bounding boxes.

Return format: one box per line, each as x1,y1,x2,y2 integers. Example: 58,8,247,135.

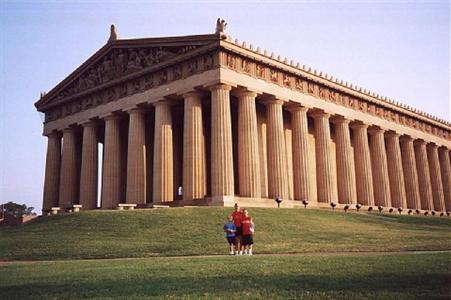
1,202,35,219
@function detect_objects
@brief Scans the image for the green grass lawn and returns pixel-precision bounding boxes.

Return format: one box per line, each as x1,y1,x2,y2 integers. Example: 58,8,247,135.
1,252,449,299
0,207,450,261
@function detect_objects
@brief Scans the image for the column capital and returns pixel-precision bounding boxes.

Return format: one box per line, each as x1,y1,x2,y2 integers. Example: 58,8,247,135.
349,121,369,130
232,88,258,99
367,126,385,135
285,103,309,113
80,120,97,128
330,115,351,125
427,142,439,150
438,146,450,153
235,91,258,99
61,127,75,134
45,130,62,138
153,99,176,107
399,135,413,143
385,131,401,139
309,109,330,119
263,98,285,106
413,139,427,147
123,106,147,115
100,113,121,121
207,83,232,92
181,90,203,99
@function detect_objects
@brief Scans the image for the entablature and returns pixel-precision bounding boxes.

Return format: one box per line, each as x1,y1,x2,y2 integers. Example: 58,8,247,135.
218,39,451,141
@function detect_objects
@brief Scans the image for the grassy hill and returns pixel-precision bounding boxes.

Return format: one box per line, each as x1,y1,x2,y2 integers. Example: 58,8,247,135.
1,207,450,261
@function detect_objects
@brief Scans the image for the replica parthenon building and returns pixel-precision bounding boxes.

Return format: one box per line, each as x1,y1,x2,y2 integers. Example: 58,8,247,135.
35,21,451,214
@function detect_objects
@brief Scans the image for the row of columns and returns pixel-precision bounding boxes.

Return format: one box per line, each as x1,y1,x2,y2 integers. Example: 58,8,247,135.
43,84,451,212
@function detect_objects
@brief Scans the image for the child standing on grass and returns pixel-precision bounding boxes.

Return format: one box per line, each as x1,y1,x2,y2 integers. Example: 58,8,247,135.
223,215,236,255
241,209,254,255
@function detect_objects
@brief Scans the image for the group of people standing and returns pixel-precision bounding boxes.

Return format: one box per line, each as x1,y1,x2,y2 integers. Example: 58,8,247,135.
223,204,254,255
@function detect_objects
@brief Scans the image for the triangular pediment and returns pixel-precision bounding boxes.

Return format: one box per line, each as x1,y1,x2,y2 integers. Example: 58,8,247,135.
35,34,220,110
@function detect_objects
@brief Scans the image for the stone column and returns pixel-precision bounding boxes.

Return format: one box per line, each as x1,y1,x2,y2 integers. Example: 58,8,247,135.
152,101,174,203
427,143,445,211
438,147,451,211
414,140,434,210
101,115,122,209
350,123,374,206
79,122,98,210
311,111,335,203
43,132,61,212
265,99,289,199
385,132,407,209
289,105,311,201
332,117,357,204
126,109,147,205
285,126,294,200
210,84,234,197
368,127,391,207
257,113,268,198
183,92,206,200
236,90,261,198
59,127,79,207
399,136,421,209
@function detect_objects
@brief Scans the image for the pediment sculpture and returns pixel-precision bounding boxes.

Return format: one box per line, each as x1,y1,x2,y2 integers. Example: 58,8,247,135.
52,45,199,103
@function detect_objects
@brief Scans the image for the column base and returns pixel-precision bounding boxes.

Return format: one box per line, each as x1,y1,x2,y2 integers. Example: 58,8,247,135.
167,196,309,208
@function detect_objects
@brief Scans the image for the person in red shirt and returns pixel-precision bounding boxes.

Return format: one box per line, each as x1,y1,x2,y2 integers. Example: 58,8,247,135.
241,209,254,255
230,203,244,255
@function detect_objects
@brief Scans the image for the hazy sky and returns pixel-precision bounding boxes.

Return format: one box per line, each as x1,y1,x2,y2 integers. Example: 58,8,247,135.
1,0,449,212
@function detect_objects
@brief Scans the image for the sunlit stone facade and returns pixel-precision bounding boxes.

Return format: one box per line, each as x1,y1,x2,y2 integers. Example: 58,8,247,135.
36,23,451,214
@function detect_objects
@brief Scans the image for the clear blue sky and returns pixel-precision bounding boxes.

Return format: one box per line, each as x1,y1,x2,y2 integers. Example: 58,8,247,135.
1,0,449,212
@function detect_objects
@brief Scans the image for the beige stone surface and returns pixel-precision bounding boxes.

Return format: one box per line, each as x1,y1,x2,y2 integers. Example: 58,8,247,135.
236,90,261,198
153,101,174,203
385,132,407,208
42,132,61,212
266,99,289,199
79,121,98,210
257,111,268,198
284,125,294,200
427,144,445,211
307,133,318,203
368,127,391,207
400,136,421,209
126,109,147,205
101,115,123,209
333,117,357,204
414,140,434,210
219,68,450,147
289,106,311,202
438,147,451,210
210,84,235,197
312,111,335,203
182,92,207,200
351,123,374,206
59,127,80,207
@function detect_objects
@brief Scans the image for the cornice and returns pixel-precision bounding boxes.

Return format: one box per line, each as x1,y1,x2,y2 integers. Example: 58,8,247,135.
218,37,450,130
